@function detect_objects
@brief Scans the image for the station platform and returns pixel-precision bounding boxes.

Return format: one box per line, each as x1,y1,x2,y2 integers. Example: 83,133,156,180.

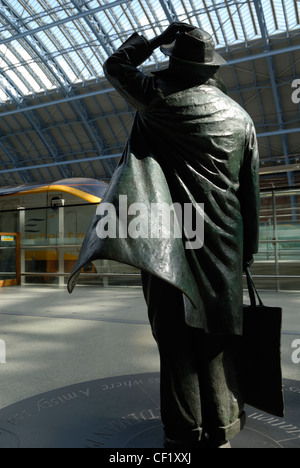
0,284,299,449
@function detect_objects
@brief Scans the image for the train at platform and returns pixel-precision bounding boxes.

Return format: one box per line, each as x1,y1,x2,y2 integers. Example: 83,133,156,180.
0,178,108,279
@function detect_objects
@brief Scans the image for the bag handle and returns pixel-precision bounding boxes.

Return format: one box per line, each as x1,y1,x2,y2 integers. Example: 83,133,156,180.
245,267,264,307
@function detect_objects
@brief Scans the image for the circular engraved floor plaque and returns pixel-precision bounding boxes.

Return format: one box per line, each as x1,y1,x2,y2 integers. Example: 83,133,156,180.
0,373,299,448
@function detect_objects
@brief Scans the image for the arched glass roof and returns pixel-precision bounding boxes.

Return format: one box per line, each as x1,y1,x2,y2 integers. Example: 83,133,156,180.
0,0,299,103
0,0,299,188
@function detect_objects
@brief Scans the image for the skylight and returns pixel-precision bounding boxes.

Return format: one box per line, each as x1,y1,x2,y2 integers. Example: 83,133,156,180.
0,0,299,103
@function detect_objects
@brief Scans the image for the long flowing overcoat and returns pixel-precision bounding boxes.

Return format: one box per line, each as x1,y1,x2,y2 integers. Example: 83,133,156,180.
68,33,260,335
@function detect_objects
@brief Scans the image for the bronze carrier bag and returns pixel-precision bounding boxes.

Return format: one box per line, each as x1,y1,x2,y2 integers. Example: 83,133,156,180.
239,268,285,418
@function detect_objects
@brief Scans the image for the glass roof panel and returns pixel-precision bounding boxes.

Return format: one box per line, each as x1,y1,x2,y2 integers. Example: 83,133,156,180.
0,0,299,104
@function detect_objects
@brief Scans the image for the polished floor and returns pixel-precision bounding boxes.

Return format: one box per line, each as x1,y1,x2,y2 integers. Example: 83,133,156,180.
0,283,299,412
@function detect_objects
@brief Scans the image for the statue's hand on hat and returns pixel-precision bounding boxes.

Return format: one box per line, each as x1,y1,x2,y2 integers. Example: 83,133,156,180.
150,22,196,51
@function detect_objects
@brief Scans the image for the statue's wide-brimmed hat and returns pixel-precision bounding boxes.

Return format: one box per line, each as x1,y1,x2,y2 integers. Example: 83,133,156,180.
160,29,226,67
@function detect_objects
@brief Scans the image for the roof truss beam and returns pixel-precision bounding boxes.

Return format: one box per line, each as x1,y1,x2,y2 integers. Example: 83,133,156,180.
158,0,179,23
70,0,116,56
0,64,67,182
0,0,130,47
0,153,123,175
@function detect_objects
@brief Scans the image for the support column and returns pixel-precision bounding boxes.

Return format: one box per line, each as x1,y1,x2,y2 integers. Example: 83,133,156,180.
18,207,25,285
58,202,65,287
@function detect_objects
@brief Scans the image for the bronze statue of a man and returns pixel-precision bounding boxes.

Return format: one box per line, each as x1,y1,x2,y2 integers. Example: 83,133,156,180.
68,23,260,448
